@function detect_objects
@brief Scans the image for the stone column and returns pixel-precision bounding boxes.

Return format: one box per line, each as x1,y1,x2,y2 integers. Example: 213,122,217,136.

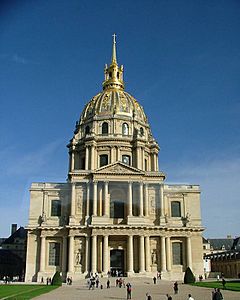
156,154,159,171
91,235,97,273
90,145,95,170
160,184,164,217
98,236,103,272
160,236,166,271
145,236,151,272
139,235,145,273
85,236,90,274
139,183,144,217
85,182,90,218
166,237,171,271
71,183,76,216
103,235,109,274
117,147,120,161
144,184,149,217
128,182,133,216
137,147,141,169
110,147,114,164
186,236,192,269
85,146,89,170
93,181,98,216
142,148,145,170
39,236,46,272
62,236,67,274
127,235,134,273
71,150,75,171
68,236,74,273
104,181,109,217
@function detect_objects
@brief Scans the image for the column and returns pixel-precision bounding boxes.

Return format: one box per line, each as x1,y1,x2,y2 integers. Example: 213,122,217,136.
85,146,89,170
117,147,121,161
156,154,159,171
85,182,90,218
128,182,133,216
144,184,149,217
104,181,109,216
71,183,76,216
39,236,46,272
137,147,141,169
71,150,75,171
85,236,90,274
98,237,103,272
139,235,145,273
68,236,74,273
160,184,164,217
103,235,109,273
93,181,98,216
160,236,166,271
145,236,151,272
139,183,144,217
186,237,192,269
91,235,97,273
110,147,114,163
62,236,67,274
90,145,95,170
166,237,171,271
127,235,134,273
153,153,156,171
142,148,145,170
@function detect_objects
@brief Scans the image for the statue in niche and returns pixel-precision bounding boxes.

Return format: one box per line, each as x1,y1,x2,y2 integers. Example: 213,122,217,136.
164,213,169,223
151,249,157,265
182,212,191,227
75,249,83,265
76,193,83,214
41,211,46,223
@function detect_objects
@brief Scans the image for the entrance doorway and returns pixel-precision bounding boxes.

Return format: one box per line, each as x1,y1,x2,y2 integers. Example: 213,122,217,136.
110,249,124,277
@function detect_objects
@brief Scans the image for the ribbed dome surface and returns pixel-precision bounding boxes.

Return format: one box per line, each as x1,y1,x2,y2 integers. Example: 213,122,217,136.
81,89,147,123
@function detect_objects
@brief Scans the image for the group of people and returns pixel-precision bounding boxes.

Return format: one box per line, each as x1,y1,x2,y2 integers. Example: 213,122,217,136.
212,288,224,300
116,277,125,288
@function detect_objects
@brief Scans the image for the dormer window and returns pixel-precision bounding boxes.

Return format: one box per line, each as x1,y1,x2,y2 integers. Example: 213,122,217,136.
122,123,129,135
102,122,109,135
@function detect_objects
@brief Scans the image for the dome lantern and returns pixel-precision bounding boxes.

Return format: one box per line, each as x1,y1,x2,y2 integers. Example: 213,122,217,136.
103,34,125,90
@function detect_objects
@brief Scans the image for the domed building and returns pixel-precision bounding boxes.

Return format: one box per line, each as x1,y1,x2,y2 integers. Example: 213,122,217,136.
25,36,204,282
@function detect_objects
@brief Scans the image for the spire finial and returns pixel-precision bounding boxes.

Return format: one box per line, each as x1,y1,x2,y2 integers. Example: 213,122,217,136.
112,33,117,64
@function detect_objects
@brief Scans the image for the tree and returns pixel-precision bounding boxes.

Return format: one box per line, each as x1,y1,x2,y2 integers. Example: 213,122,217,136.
184,267,195,284
51,271,62,286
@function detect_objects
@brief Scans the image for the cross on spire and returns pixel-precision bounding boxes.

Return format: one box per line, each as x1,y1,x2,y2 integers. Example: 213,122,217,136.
111,33,117,64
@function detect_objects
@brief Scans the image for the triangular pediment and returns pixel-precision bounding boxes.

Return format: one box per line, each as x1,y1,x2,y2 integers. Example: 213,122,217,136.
94,161,144,175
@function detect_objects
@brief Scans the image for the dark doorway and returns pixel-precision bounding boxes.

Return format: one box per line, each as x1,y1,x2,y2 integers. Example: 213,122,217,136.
110,249,124,276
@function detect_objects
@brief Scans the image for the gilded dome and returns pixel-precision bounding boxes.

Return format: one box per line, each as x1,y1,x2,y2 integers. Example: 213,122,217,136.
80,35,147,124
80,89,147,123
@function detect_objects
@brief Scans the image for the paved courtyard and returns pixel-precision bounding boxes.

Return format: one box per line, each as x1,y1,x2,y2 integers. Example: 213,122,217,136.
34,277,240,300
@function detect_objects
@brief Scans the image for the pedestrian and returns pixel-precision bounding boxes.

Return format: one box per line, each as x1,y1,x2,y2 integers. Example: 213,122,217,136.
96,278,99,288
173,281,178,294
213,288,223,300
212,288,217,300
166,294,172,300
126,282,132,299
107,279,110,288
188,294,195,300
222,278,226,289
153,276,156,284
146,292,152,300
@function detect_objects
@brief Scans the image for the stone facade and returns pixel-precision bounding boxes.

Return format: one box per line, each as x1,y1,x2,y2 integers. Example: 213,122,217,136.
25,36,204,282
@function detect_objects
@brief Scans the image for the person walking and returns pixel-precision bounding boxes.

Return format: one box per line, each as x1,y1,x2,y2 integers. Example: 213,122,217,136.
153,276,157,284
166,294,172,300
188,294,195,300
173,281,178,294
146,292,152,300
107,279,110,288
126,282,132,299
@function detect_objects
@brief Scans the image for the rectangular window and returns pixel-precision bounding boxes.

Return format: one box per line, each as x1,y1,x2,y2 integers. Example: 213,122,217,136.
100,154,108,167
48,242,60,266
172,242,183,265
122,155,131,165
171,201,181,217
51,200,61,216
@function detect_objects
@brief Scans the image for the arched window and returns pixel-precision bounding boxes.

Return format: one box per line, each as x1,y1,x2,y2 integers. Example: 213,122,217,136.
122,155,131,165
172,242,183,265
102,122,109,135
140,127,144,136
100,154,108,167
85,125,90,135
171,201,181,217
122,123,129,135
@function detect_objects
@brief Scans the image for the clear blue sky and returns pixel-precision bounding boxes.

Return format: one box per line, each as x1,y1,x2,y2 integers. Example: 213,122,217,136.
0,0,239,238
